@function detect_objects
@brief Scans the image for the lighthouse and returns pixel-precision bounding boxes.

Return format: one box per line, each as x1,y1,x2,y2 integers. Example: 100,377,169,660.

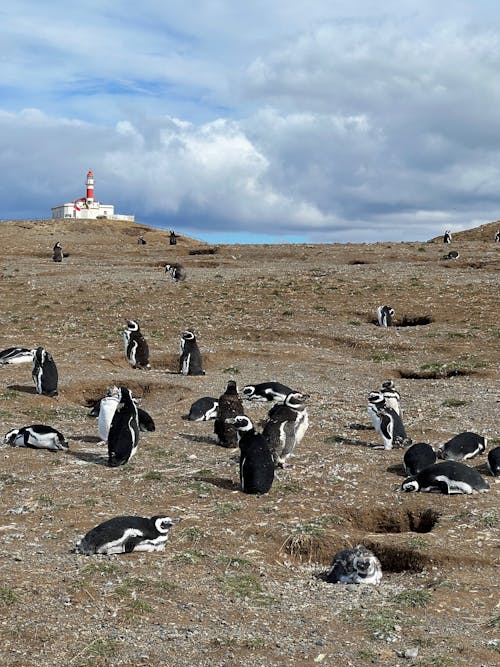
51,170,134,221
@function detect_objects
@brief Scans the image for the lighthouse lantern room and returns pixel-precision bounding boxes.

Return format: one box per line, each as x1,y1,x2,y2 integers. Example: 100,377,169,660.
51,170,134,221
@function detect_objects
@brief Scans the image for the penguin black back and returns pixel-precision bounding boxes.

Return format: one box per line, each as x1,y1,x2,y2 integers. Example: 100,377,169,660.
123,320,150,369
214,380,244,447
403,442,436,476
179,330,204,375
32,347,58,397
107,387,140,467
231,415,274,494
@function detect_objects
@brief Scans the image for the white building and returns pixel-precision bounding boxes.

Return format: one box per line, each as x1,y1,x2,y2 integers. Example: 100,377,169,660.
51,170,134,221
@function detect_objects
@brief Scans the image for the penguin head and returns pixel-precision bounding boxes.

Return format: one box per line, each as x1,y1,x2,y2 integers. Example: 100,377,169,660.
284,392,309,409
152,516,181,534
182,330,196,341
126,320,140,332
226,415,253,432
381,380,395,391
225,380,238,394
368,391,385,409
241,385,255,398
3,429,20,445
353,548,379,578
105,385,121,399
54,241,62,249
401,477,420,492
164,264,172,273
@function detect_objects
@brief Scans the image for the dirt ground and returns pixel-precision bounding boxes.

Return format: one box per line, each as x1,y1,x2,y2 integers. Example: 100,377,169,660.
0,217,498,667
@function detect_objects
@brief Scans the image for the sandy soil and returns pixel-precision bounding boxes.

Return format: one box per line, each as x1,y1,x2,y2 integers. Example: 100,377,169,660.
0,217,498,667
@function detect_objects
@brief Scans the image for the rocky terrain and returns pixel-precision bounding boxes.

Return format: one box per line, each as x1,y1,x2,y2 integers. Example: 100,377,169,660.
0,217,498,667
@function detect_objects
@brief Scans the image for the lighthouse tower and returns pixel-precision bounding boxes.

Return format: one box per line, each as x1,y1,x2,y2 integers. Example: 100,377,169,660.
50,169,134,221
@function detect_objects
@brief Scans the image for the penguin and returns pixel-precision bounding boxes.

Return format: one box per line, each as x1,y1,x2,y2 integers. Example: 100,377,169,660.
241,382,294,403
137,235,146,245
52,241,63,262
169,230,178,246
487,446,500,476
165,263,186,282
179,330,204,376
214,380,244,447
123,320,150,369
443,230,452,244
401,460,490,494
76,515,180,555
377,305,395,327
403,442,437,476
326,545,382,585
107,387,140,467
495,230,500,243
0,347,35,365
90,392,155,434
97,385,121,442
438,431,487,462
380,379,401,416
227,415,274,494
186,396,219,421
4,425,68,451
443,250,460,260
32,347,58,397
262,392,309,468
367,392,411,450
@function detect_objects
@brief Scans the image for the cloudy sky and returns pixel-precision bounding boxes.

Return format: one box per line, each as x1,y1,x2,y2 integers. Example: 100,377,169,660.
2,1,500,243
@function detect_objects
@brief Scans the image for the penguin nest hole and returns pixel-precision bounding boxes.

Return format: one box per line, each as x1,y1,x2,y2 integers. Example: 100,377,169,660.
370,315,433,327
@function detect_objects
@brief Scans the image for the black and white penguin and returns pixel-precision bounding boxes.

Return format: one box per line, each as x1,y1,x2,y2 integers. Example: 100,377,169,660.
4,425,68,451
91,390,155,435
326,545,382,585
165,263,186,282
443,230,452,244
107,387,140,467
214,380,244,447
52,241,63,262
137,407,156,432
495,230,500,243
179,330,204,375
403,442,437,476
487,446,500,476
401,460,490,494
32,347,58,397
187,396,219,421
367,391,411,450
443,250,460,260
227,415,274,494
97,385,121,442
169,230,178,246
0,347,35,365
377,305,395,327
123,320,150,369
137,235,146,245
76,515,179,555
262,392,309,468
241,381,294,403
438,431,487,462
380,379,401,416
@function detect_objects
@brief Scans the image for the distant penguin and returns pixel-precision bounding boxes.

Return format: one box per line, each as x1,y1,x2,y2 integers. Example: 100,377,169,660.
32,347,58,397
179,330,204,375
4,425,68,451
165,263,186,282
326,545,382,585
403,442,437,476
401,460,490,494
137,235,146,245
187,396,219,421
377,305,395,327
495,230,500,243
367,392,411,450
0,347,35,365
443,250,460,260
98,385,121,442
241,382,294,403
107,387,140,467
227,415,274,494
169,230,178,246
438,431,487,462
380,380,401,416
52,241,63,262
443,230,452,244
123,320,150,369
76,515,179,555
214,380,244,447
262,392,309,468
487,446,500,476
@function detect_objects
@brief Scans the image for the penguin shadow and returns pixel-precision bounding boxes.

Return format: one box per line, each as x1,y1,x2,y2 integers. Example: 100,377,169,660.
193,474,240,492
65,448,108,466
386,463,407,477
335,436,374,448
179,432,217,446
474,462,492,476
74,435,103,444
7,384,37,395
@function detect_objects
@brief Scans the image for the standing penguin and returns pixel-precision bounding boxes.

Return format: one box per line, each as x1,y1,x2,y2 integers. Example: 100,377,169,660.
487,446,500,476
32,347,58,397
179,330,204,376
123,320,150,369
443,230,452,244
367,391,411,450
169,230,178,246
227,415,274,494
262,392,309,468
97,385,121,442
438,431,487,462
214,380,244,447
377,305,395,327
495,230,500,243
52,241,63,262
380,380,401,416
107,387,140,467
165,263,186,282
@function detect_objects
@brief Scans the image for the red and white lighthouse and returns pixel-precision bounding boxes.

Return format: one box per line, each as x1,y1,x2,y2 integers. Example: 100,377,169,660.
86,170,94,203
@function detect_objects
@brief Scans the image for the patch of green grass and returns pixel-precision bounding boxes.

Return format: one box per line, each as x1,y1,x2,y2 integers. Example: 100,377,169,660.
273,479,303,494
215,555,252,570
364,609,401,641
392,589,431,608
187,481,213,496
178,526,206,543
0,390,18,400
80,561,123,577
441,398,468,408
348,320,361,326
37,494,54,507
214,501,241,517
423,656,453,667
223,366,240,374
142,470,164,481
221,573,263,598
370,352,394,362
0,586,18,606
172,549,207,564
407,537,429,550
84,637,119,659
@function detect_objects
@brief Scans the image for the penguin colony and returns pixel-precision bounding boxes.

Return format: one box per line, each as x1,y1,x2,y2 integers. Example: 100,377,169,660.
0,231,496,597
